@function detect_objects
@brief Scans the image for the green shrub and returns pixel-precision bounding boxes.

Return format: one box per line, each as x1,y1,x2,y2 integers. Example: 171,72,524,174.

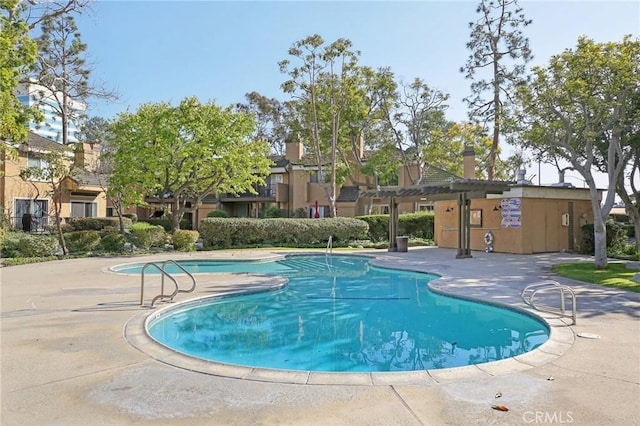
130,222,168,249
64,230,101,253
67,217,132,231
99,232,127,252
0,207,8,243
207,210,229,218
1,232,59,258
265,206,285,218
398,212,434,239
356,212,434,241
172,229,200,251
293,207,307,218
580,220,628,254
123,213,138,223
199,217,368,248
355,214,388,242
139,218,190,232
622,224,634,238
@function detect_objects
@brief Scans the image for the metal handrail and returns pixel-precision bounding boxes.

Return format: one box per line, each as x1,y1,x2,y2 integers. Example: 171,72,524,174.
160,259,197,294
326,235,333,256
521,280,577,325
140,263,180,307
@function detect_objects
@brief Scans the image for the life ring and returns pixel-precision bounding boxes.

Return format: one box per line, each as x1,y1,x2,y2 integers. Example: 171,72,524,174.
484,231,494,246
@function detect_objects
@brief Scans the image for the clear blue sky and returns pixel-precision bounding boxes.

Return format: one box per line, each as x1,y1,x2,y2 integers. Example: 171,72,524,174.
76,0,639,187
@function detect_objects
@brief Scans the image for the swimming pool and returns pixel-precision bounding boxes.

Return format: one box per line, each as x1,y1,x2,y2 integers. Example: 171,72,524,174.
118,255,549,372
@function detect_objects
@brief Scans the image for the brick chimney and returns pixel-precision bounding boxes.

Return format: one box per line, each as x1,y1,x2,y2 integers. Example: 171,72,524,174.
463,146,475,179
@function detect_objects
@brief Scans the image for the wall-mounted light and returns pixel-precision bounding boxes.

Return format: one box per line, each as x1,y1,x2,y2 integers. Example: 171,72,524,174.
493,205,501,211
445,207,453,212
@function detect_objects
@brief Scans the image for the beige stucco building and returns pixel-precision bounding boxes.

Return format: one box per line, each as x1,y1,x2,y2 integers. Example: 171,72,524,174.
434,185,597,254
3,133,601,256
1,132,107,231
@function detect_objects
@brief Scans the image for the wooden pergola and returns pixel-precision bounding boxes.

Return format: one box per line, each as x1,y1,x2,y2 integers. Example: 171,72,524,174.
359,179,512,258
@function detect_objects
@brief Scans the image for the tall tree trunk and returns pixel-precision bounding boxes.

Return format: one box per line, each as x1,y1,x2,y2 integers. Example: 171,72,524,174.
587,191,608,268
53,186,67,255
631,210,640,252
489,54,501,181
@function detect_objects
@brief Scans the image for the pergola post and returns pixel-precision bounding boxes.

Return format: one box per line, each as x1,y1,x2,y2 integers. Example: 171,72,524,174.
456,192,472,258
388,197,398,252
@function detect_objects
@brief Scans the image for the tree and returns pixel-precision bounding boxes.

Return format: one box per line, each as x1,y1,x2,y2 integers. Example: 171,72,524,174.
108,97,272,232
20,146,77,255
280,35,362,217
381,78,450,185
0,0,39,143
461,0,532,180
30,13,116,145
597,85,640,250
236,92,289,155
30,14,87,145
78,115,111,144
427,121,503,180
514,36,640,268
24,0,89,30
76,115,131,233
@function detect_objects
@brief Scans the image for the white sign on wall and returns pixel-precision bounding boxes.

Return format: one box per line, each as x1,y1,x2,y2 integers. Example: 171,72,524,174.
501,198,522,228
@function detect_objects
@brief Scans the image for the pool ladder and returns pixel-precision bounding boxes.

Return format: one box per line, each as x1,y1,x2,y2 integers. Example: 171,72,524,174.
326,235,333,256
140,260,197,307
521,280,577,325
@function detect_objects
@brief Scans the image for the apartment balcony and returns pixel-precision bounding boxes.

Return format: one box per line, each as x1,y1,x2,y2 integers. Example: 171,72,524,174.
219,183,288,203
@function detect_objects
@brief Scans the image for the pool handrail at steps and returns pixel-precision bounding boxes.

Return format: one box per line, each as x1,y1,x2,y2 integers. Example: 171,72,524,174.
326,235,333,256
140,260,197,307
521,280,577,325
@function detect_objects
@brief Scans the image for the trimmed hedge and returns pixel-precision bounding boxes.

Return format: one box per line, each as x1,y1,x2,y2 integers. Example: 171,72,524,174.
139,218,190,231
207,210,229,218
580,220,628,254
130,222,168,249
67,217,132,231
1,232,59,258
172,230,200,251
99,232,127,252
64,230,101,253
356,212,434,242
199,217,369,248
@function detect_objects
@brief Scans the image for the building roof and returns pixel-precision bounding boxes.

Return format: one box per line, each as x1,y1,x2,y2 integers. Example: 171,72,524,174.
336,186,360,202
72,170,106,188
418,165,460,184
359,179,514,202
8,131,67,152
269,155,289,168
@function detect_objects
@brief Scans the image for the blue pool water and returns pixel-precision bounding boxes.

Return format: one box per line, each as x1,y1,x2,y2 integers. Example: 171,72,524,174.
122,255,549,372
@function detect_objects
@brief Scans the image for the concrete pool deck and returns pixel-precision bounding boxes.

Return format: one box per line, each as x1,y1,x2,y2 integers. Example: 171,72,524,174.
1,247,639,425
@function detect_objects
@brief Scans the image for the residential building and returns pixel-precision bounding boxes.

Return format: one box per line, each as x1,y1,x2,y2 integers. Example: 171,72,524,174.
210,139,456,222
1,132,107,230
16,82,86,144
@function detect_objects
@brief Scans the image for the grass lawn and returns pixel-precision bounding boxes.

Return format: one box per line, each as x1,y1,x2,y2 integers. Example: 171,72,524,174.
552,262,640,293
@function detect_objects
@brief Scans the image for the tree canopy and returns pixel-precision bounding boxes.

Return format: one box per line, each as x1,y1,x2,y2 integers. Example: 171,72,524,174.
1,0,38,143
514,35,640,268
107,97,272,231
461,0,532,180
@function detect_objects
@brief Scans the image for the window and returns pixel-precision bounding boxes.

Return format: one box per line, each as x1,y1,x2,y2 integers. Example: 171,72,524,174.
71,201,97,218
271,174,283,184
370,205,389,215
309,205,330,218
14,199,48,230
27,153,48,170
309,170,326,184
106,207,114,217
417,204,434,212
470,209,483,227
